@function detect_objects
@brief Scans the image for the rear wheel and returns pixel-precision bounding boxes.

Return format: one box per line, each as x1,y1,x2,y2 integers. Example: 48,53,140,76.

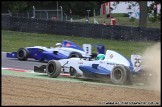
69,52,82,58
39,58,44,62
46,60,61,78
110,65,130,85
17,48,29,61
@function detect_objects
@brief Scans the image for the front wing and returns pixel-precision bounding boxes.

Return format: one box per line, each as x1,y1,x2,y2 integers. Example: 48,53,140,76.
34,65,46,73
6,52,17,58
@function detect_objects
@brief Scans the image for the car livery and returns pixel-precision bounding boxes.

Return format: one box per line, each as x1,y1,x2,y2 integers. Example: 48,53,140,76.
6,40,105,62
34,49,144,85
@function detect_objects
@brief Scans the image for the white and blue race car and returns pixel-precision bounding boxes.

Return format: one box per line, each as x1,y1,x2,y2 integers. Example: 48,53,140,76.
34,49,144,85
6,40,104,62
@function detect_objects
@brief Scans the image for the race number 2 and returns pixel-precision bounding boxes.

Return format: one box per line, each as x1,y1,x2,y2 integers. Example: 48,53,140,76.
134,58,141,67
131,55,142,72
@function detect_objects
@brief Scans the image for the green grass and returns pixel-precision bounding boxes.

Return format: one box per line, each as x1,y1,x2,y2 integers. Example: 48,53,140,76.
2,30,156,58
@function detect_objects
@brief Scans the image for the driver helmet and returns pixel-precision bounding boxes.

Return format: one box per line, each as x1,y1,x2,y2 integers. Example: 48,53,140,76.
96,54,105,60
55,43,62,47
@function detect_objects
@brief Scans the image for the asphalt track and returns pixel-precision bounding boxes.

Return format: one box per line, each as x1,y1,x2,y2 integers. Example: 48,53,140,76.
2,52,46,70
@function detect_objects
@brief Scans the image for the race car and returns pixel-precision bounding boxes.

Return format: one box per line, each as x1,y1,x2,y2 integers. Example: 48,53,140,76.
6,40,105,62
34,49,144,85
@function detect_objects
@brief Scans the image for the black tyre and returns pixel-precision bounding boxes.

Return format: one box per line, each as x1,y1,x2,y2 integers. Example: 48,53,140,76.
17,48,29,61
110,65,130,85
39,58,44,62
69,52,82,58
46,60,61,78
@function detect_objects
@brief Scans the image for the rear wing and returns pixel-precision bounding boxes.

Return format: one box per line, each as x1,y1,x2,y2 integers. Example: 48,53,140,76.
83,44,105,57
6,52,17,58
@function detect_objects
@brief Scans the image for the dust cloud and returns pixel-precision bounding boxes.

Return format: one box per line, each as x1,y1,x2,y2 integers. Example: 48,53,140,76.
142,42,161,91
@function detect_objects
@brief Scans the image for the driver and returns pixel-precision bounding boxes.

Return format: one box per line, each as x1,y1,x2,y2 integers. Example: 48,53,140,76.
55,43,62,48
96,54,105,60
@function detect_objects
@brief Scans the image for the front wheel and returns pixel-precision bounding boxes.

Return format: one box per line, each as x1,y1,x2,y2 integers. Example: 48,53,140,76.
17,48,29,61
110,65,130,85
46,60,61,78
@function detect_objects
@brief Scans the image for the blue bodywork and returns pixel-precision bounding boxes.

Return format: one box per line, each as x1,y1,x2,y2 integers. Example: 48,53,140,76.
78,51,135,76
6,40,105,62
6,40,84,61
91,44,105,54
6,47,68,61
62,40,84,51
78,64,112,78
26,48,68,61
79,64,111,75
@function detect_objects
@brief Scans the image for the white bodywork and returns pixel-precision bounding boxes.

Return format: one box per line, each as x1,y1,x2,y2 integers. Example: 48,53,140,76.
57,50,141,75
26,46,87,57
131,54,142,72
83,44,92,57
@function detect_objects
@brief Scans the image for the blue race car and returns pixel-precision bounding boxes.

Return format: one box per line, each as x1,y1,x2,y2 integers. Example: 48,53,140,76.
6,40,105,62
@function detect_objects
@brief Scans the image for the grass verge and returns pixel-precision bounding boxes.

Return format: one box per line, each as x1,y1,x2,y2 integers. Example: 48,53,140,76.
2,30,156,58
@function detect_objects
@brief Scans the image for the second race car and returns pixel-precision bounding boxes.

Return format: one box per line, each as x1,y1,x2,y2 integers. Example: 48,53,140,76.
6,40,104,62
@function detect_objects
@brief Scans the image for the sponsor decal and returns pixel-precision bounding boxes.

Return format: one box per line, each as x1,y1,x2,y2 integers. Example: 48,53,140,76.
99,61,104,63
110,54,113,59
65,43,76,47
78,61,83,64
66,43,71,47
107,63,115,65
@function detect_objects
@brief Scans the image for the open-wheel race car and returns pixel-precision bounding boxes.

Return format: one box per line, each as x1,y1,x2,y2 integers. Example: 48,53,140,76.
6,40,104,62
34,49,145,85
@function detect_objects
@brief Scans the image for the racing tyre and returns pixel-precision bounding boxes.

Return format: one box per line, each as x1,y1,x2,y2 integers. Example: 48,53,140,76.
110,65,130,85
46,60,61,78
17,48,29,61
38,57,45,62
69,52,82,58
